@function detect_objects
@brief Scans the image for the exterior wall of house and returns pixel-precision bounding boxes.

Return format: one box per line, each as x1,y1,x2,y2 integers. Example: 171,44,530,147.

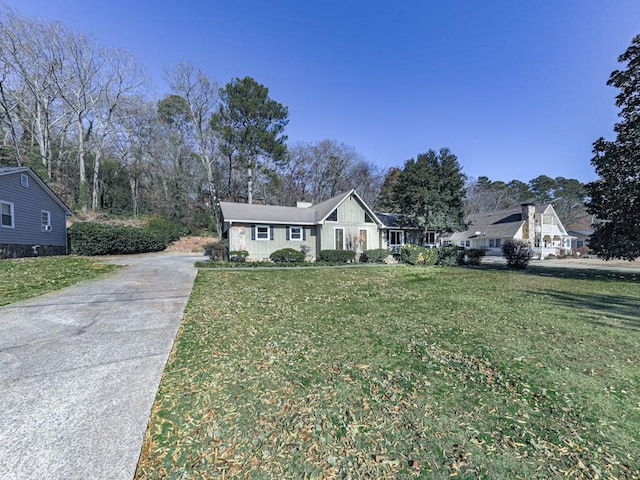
318,196,380,252
229,223,317,260
0,171,68,257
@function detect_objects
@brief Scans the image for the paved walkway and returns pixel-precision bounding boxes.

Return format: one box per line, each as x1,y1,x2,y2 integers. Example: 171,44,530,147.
0,253,202,480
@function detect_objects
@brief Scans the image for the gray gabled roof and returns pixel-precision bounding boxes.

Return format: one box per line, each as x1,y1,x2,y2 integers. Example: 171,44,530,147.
445,206,525,241
374,212,421,230
219,202,317,225
0,166,73,215
220,189,384,226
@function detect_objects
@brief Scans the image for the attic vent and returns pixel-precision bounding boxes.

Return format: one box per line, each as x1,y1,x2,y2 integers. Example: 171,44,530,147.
21,174,29,187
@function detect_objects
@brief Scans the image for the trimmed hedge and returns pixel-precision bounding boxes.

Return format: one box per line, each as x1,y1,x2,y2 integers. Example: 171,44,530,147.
143,216,185,245
502,239,533,269
270,248,305,263
360,248,391,263
319,249,356,263
399,244,438,265
69,222,166,256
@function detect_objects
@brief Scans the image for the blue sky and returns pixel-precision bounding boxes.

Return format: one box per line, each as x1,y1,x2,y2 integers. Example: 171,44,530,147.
4,1,639,183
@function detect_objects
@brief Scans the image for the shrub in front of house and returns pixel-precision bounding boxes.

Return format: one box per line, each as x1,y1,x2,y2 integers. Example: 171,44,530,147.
229,250,249,262
319,249,356,263
207,242,228,261
360,248,391,263
464,248,486,266
69,222,166,256
399,244,438,265
270,248,305,263
502,239,533,269
436,245,466,266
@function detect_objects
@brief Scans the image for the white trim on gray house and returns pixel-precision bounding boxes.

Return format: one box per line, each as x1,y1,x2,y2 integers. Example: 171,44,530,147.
220,190,386,261
0,167,72,257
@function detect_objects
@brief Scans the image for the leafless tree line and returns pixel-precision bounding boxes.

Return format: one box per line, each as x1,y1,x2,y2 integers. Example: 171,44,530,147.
0,5,383,231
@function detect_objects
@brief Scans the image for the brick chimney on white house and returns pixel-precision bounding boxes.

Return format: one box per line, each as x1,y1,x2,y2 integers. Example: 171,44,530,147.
521,203,536,246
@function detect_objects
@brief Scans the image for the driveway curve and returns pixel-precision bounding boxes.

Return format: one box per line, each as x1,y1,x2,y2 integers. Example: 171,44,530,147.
0,253,202,480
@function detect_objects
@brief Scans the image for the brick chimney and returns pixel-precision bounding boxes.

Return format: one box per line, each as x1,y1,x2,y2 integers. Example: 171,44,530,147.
521,203,535,246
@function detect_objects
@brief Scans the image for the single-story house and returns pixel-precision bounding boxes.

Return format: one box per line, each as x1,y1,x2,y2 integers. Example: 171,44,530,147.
374,212,438,254
0,167,73,258
221,189,424,261
442,203,574,259
567,230,592,252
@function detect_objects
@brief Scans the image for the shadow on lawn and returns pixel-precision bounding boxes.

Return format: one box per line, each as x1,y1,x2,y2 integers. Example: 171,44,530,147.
532,289,640,331
478,263,640,283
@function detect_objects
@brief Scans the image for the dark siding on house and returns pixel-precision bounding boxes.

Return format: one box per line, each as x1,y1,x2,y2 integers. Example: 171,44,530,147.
0,171,68,248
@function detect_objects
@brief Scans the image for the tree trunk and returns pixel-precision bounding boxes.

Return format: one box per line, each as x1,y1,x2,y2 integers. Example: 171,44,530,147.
91,148,101,211
247,166,253,205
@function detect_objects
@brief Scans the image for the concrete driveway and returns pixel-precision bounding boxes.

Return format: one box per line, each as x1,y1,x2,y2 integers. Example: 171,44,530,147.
0,253,202,480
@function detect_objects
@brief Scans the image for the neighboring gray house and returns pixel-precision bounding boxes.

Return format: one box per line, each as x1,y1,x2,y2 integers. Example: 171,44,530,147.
220,190,386,261
567,230,592,252
0,167,72,258
443,203,574,259
375,212,438,253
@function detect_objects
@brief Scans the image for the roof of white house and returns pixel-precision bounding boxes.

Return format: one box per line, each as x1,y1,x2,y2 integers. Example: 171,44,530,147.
220,189,383,226
445,205,549,241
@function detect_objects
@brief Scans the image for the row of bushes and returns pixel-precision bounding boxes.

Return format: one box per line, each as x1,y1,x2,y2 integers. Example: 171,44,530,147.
399,244,486,266
203,241,533,269
68,217,187,256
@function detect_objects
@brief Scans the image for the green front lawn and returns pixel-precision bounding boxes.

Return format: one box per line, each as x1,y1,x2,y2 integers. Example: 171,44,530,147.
0,256,119,306
136,265,640,479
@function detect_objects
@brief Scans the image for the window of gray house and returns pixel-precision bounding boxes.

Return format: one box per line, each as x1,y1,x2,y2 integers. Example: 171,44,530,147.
256,225,270,240
41,211,51,232
1,201,14,227
287,226,304,241
21,174,29,187
327,209,338,221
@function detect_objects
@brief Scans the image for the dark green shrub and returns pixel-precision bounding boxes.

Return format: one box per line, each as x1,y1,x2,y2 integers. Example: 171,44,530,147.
208,242,228,261
229,250,249,262
465,248,486,266
436,245,466,266
319,249,356,263
399,244,438,265
69,222,165,256
270,248,305,263
360,248,391,263
143,216,185,245
502,239,533,269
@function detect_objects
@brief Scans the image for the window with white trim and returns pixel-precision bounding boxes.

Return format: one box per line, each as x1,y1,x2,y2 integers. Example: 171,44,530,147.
256,225,270,240
288,226,303,241
1,201,14,227
21,174,29,187
41,210,51,232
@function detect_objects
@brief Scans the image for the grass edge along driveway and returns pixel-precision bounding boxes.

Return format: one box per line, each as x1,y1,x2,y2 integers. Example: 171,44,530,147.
136,265,640,479
0,256,120,307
